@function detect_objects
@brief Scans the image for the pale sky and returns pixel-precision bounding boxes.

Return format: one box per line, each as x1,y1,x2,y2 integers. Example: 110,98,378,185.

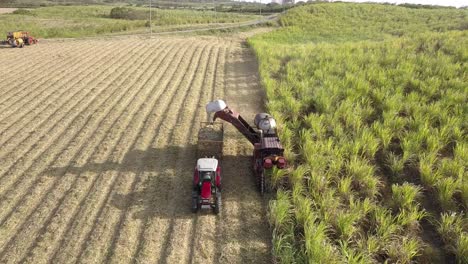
331,0,467,8
258,0,468,7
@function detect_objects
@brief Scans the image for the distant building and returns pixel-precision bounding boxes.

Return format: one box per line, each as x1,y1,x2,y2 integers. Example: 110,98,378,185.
271,0,294,4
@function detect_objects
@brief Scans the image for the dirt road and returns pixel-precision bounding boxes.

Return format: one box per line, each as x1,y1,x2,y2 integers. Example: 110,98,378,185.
0,8,17,14
0,33,270,263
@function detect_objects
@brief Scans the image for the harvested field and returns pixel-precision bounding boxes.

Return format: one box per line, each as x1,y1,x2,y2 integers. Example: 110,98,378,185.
0,34,270,263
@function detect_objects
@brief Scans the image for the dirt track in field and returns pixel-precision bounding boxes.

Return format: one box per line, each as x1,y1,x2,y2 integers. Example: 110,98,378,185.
0,8,17,14
0,33,270,263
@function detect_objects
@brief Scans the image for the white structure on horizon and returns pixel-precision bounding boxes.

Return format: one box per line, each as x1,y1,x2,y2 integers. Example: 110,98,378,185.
268,0,465,7
271,0,295,4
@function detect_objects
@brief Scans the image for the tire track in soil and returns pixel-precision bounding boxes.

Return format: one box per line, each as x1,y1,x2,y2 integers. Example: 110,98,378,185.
214,39,270,264
16,40,183,264
0,40,160,252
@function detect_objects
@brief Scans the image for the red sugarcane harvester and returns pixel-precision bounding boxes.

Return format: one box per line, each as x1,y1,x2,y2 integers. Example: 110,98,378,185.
206,100,286,195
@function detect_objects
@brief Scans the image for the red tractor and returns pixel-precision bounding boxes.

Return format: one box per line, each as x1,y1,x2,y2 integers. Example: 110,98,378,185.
206,100,286,194
192,158,222,214
192,123,223,214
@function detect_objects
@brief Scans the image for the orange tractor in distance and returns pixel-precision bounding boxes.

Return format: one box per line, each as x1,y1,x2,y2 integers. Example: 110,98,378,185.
2,31,38,48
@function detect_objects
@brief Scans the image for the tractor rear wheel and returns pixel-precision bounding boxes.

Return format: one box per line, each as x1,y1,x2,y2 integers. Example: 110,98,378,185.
191,191,198,213
214,191,221,214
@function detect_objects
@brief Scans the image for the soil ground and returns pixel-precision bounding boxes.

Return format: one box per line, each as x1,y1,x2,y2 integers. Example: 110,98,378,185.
0,31,271,263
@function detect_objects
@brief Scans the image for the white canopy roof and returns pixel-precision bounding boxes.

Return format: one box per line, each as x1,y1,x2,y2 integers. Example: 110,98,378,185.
197,158,218,171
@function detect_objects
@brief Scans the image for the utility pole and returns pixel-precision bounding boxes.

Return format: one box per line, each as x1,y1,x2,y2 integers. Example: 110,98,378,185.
259,0,262,16
149,0,153,35
213,0,216,22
